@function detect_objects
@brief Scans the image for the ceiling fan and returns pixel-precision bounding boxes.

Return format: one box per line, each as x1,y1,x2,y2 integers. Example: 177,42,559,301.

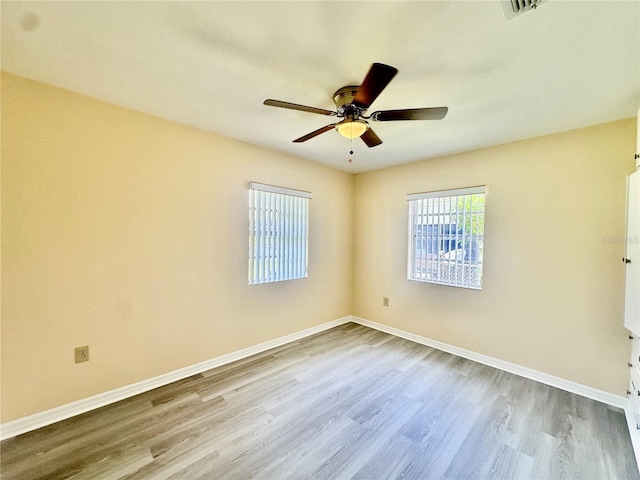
264,63,448,148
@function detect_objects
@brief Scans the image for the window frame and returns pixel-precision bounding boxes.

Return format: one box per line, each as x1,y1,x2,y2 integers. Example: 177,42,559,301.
248,182,312,285
407,186,486,290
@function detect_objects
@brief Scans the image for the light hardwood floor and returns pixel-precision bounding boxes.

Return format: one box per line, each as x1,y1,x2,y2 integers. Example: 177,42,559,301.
1,322,638,479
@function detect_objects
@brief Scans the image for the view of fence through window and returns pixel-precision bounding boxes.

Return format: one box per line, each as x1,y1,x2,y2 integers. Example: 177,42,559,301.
407,186,485,289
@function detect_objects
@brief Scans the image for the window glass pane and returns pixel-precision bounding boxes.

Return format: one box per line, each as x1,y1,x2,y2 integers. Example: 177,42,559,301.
407,187,485,289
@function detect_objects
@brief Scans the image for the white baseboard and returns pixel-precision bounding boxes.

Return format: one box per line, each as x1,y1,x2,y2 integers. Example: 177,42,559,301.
0,316,352,441
350,316,628,409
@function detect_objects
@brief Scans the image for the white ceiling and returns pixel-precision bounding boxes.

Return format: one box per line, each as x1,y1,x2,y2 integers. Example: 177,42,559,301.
2,1,638,173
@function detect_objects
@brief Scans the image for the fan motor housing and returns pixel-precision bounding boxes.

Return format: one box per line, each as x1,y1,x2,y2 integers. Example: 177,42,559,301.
333,86,362,116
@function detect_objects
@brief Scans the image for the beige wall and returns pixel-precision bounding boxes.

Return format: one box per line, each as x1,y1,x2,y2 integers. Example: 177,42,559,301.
353,118,637,394
1,73,354,422
2,71,636,424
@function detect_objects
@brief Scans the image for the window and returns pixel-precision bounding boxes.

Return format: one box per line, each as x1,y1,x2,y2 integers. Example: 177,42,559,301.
248,182,312,285
407,186,485,289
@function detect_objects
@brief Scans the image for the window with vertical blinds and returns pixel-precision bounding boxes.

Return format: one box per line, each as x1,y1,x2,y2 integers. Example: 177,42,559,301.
407,186,486,289
248,182,312,285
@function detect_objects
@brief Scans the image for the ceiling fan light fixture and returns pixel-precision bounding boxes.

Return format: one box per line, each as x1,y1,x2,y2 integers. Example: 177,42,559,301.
336,119,369,139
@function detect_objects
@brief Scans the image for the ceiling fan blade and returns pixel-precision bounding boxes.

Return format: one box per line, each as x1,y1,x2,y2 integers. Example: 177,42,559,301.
293,124,337,143
264,99,335,116
360,127,382,148
372,107,448,121
353,63,398,109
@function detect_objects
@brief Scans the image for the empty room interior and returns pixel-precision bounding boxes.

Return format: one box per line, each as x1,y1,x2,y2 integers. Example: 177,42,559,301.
2,1,640,479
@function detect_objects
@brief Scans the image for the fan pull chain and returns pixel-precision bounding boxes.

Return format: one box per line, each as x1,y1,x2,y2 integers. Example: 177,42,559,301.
348,137,353,163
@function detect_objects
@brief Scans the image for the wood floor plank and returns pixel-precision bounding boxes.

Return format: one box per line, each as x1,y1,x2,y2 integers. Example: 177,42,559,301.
66,445,154,480
529,431,574,480
198,352,309,402
1,322,637,480
310,394,424,480
442,393,528,479
0,395,154,464
354,397,482,480
350,433,420,480
2,393,207,480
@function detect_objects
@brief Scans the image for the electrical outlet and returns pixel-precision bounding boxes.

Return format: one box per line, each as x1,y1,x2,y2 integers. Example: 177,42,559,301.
383,297,389,307
75,345,89,363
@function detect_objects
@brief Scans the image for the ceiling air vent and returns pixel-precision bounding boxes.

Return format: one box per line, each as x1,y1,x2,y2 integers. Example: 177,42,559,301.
501,0,546,20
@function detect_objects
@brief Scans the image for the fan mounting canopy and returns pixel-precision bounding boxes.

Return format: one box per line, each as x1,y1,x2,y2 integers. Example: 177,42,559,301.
333,86,360,111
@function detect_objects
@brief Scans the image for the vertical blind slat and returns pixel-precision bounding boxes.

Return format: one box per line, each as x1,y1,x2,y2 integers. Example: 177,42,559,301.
295,196,298,278
258,190,265,282
301,196,308,276
249,189,255,283
277,193,283,280
435,197,441,279
461,195,469,286
285,194,291,281
425,198,430,280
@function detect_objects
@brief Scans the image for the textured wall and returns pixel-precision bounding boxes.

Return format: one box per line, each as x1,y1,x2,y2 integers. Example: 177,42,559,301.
1,73,354,422
352,118,636,395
